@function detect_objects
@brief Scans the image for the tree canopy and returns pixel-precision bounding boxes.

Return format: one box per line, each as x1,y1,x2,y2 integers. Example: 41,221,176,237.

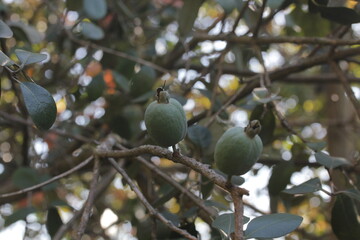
1,0,360,239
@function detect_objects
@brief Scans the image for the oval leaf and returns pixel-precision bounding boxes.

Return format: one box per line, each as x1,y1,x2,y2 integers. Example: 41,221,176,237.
283,178,322,195
15,49,47,66
231,175,245,186
83,0,107,20
187,125,212,149
20,82,57,130
130,66,156,98
5,207,36,226
113,71,130,92
250,104,275,145
86,73,105,101
178,0,203,36
212,213,250,237
338,189,360,203
46,207,63,238
314,151,350,169
80,21,104,40
8,21,44,44
306,141,327,151
0,20,13,38
245,213,303,239
331,194,360,240
0,50,15,66
12,167,40,189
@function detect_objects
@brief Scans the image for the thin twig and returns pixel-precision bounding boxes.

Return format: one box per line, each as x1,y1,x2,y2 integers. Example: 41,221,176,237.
64,29,170,75
198,45,360,127
53,166,118,240
194,33,360,46
231,0,249,33
76,156,100,239
0,111,95,143
115,143,215,221
329,61,360,119
252,0,267,37
107,158,197,240
0,156,94,199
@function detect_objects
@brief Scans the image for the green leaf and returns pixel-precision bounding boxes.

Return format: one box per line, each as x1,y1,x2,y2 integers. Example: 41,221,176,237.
178,0,203,36
40,174,58,191
83,0,107,20
86,73,105,101
113,71,130,92
5,207,36,226
331,194,360,240
187,125,212,149
0,50,15,66
306,141,327,151
80,21,104,40
15,49,47,66
130,66,156,98
314,151,350,169
66,0,83,11
212,213,250,237
131,90,154,103
8,21,44,44
12,167,40,189
244,213,303,239
161,210,180,227
0,19,13,38
216,0,243,14
268,162,297,212
204,200,230,211
338,189,360,203
46,207,63,238
252,87,281,104
268,163,296,196
283,178,322,194
250,104,276,145
310,0,360,25
20,82,57,130
231,176,245,186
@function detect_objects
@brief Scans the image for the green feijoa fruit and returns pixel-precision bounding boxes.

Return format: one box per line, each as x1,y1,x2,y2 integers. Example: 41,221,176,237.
144,89,187,147
214,120,263,176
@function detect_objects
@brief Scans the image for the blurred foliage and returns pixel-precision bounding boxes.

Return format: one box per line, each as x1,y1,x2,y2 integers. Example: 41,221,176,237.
0,0,360,239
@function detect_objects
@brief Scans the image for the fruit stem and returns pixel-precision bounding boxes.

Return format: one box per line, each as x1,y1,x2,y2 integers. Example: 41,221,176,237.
157,88,170,104
244,120,261,138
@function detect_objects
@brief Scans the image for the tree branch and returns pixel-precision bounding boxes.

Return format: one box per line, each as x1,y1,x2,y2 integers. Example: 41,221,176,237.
231,190,245,240
114,144,215,222
76,156,100,239
194,33,360,46
329,61,360,119
0,156,94,199
96,145,249,195
53,166,117,240
107,157,197,240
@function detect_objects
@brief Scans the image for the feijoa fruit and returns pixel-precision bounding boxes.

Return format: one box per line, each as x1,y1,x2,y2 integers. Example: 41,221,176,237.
214,120,263,176
144,88,187,147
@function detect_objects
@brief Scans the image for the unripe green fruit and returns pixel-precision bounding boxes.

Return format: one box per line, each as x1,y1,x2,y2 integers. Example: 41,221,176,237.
214,120,263,176
144,89,187,147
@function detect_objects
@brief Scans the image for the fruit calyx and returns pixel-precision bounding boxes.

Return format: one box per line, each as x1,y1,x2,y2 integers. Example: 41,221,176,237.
156,87,170,104
244,120,261,138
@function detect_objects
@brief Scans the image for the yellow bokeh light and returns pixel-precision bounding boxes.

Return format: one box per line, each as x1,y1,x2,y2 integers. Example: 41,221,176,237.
3,91,16,103
56,98,67,114
197,96,211,110
166,198,180,214
159,158,174,167
303,100,314,112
